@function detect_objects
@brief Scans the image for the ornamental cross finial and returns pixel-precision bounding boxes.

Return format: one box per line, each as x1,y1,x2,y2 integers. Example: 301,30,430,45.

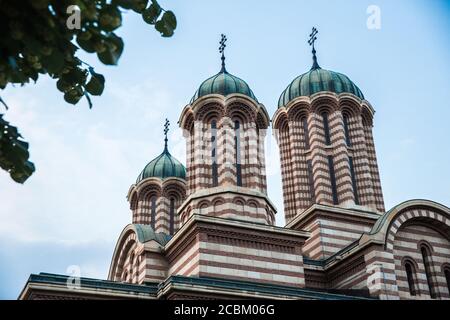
164,118,170,149
219,34,227,71
308,27,320,70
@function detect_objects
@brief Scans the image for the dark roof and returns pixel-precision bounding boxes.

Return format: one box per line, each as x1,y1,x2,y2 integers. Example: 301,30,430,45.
278,66,364,108
23,273,375,300
136,147,186,183
25,273,158,295
134,224,171,245
161,275,376,300
190,67,257,104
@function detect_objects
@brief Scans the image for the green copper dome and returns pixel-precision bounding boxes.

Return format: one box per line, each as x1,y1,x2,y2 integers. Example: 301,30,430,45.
136,147,186,183
278,66,364,108
191,68,257,104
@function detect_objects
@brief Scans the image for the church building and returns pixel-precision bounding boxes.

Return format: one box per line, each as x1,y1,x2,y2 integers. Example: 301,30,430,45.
19,30,450,300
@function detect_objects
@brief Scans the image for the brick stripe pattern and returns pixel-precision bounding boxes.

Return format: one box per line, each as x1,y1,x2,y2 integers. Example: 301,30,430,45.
297,210,376,259
386,208,450,299
127,178,186,235
178,96,273,226
272,94,385,224
109,227,168,284
166,222,307,288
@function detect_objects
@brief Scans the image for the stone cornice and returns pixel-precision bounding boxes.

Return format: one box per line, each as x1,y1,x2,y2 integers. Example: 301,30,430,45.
177,186,278,214
165,214,310,257
286,203,381,230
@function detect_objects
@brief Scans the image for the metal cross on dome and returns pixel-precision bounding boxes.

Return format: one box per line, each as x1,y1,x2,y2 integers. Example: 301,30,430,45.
308,27,318,49
164,118,170,149
308,27,320,70
219,34,227,70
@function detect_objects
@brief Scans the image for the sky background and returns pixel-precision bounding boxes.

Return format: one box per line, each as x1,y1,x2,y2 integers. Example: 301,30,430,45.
1,0,450,299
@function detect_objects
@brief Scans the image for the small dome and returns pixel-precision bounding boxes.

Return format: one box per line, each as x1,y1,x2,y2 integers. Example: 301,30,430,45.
278,66,364,108
191,68,257,103
136,147,186,183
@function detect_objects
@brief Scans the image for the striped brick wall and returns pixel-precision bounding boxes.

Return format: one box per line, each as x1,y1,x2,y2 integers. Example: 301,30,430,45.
393,224,450,299
363,124,384,212
290,207,378,259
178,189,276,226
346,112,376,207
272,94,385,225
166,215,309,288
178,95,273,226
127,178,186,235
328,111,354,205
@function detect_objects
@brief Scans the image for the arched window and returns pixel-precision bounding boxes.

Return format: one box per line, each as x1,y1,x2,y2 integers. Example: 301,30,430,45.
150,196,156,229
129,252,135,283
327,156,338,204
421,245,437,298
404,261,417,296
169,198,175,235
343,114,352,146
322,112,331,145
302,117,310,149
211,120,218,187
234,120,242,186
307,160,315,203
348,156,359,205
444,267,450,294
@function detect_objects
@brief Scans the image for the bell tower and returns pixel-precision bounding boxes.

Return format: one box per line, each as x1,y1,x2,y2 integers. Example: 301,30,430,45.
178,35,276,226
273,28,385,259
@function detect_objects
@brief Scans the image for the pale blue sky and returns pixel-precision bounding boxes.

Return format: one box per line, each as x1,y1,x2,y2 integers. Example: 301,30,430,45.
1,0,449,299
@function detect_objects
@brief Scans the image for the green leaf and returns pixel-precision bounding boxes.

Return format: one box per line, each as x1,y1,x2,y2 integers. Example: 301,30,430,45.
76,34,96,53
41,49,65,74
131,0,148,13
56,78,71,92
162,10,177,31
99,6,122,32
142,2,161,25
97,34,124,65
64,90,83,104
114,0,134,9
85,69,105,96
155,11,176,37
0,114,35,183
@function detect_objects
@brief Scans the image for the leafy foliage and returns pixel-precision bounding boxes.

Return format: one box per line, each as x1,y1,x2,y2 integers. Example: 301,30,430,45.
0,114,35,183
0,0,176,183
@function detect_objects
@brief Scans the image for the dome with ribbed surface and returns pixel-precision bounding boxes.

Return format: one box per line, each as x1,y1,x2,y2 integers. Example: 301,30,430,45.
136,147,186,183
278,66,364,108
191,67,257,103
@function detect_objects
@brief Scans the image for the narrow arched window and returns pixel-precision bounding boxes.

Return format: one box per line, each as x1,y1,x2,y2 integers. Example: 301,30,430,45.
348,157,359,205
234,120,242,186
307,160,315,203
211,120,218,187
322,112,331,145
343,114,352,146
421,245,437,298
444,268,450,294
150,196,156,229
327,156,338,204
169,198,175,235
405,261,417,296
129,253,135,283
302,117,310,149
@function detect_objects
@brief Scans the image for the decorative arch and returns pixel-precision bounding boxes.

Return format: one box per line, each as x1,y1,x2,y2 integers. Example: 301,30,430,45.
195,102,225,122
287,101,310,121
108,226,138,282
226,102,256,123
310,94,339,114
130,191,138,210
